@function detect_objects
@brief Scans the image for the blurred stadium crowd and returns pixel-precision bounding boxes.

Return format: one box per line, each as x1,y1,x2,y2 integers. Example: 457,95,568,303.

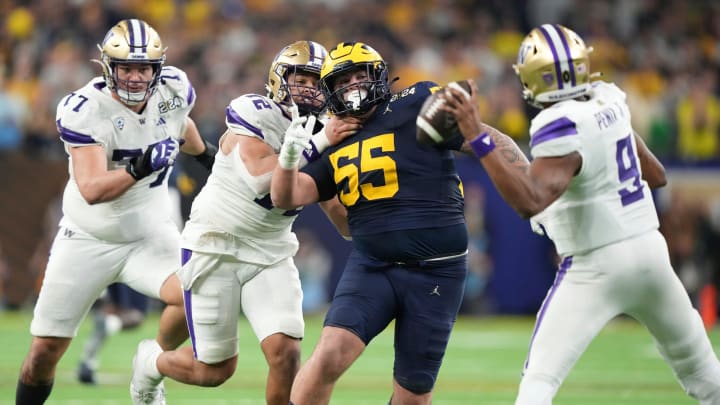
0,0,719,319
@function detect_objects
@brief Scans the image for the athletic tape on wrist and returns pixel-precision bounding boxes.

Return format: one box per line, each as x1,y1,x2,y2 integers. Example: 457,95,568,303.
278,145,300,169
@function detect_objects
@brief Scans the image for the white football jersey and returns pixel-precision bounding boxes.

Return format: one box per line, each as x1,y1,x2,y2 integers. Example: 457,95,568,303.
56,66,195,243
181,94,301,267
529,81,659,256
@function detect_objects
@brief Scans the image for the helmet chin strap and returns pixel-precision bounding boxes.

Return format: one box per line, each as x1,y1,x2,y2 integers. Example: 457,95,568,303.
115,88,148,106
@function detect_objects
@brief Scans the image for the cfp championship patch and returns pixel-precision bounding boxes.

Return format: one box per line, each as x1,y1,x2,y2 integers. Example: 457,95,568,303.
158,96,184,113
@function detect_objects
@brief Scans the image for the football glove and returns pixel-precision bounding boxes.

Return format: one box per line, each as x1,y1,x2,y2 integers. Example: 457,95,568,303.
126,137,179,180
278,104,314,169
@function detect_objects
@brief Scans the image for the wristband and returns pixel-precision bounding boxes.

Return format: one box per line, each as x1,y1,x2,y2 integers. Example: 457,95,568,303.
469,132,495,158
194,138,217,171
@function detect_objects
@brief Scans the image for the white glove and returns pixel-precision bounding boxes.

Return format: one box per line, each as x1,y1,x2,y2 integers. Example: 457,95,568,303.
279,104,315,169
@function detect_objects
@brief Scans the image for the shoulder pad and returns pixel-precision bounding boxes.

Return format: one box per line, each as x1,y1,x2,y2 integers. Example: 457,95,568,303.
159,66,196,110
56,83,104,146
529,111,581,158
225,94,288,139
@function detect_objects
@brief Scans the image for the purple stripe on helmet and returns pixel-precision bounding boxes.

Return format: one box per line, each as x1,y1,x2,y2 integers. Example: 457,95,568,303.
127,20,135,48
530,117,577,148
187,83,195,105
225,106,264,138
139,19,147,52
56,119,96,144
523,256,572,370
538,25,564,90
554,24,576,86
308,41,316,63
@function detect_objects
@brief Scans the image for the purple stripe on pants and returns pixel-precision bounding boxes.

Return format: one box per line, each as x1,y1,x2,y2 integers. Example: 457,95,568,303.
524,256,573,370
183,289,198,359
180,249,198,359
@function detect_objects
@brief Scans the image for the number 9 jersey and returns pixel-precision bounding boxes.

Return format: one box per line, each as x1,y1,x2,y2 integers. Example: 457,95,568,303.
528,81,659,256
55,66,196,242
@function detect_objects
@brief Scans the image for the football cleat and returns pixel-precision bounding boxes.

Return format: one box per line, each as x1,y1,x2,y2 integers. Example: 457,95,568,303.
77,360,96,385
130,339,165,405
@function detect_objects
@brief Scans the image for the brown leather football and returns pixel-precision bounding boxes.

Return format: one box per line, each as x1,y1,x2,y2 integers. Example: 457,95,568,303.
416,80,472,145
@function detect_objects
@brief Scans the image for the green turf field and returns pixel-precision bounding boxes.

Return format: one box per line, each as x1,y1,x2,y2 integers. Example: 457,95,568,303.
1,311,717,404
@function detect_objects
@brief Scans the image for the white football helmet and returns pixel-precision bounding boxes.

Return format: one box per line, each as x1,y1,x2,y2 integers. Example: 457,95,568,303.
513,24,598,108
95,19,166,106
266,40,327,116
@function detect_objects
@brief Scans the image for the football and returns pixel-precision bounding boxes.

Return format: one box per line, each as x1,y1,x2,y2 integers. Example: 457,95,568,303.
416,80,472,145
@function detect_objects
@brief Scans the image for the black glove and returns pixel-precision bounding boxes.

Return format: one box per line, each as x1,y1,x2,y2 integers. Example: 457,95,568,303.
193,138,217,171
126,138,179,180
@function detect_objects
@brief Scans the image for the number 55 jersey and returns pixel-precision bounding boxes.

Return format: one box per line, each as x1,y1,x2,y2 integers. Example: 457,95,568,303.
302,81,467,262
528,81,659,257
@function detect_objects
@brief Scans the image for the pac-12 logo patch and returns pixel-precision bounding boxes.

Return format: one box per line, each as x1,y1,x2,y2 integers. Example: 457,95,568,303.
114,117,125,130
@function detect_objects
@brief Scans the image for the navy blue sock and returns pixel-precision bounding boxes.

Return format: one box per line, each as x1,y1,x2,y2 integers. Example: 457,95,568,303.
16,380,53,405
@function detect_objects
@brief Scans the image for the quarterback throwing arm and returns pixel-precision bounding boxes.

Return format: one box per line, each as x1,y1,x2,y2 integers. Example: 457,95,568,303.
441,23,720,405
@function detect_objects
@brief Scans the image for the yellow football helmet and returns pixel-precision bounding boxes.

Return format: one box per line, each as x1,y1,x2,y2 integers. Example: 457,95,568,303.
319,42,390,116
95,19,166,105
266,40,327,116
513,24,597,108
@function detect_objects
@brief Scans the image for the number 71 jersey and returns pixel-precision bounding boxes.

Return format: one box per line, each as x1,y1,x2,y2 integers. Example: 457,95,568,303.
528,81,659,256
55,67,195,243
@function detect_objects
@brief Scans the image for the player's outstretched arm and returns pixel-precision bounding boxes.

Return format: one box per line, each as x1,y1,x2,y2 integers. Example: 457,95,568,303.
633,131,667,189
442,80,580,218
271,105,322,210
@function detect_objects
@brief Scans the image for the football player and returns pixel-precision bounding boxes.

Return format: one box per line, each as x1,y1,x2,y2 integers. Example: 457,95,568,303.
129,40,355,405
441,24,720,404
76,283,149,385
271,41,469,405
15,19,215,405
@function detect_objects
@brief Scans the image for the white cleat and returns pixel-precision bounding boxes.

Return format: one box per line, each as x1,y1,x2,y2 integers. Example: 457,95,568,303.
130,339,165,405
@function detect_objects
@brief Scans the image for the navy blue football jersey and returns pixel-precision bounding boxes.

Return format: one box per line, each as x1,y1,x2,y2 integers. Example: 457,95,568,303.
303,81,466,259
